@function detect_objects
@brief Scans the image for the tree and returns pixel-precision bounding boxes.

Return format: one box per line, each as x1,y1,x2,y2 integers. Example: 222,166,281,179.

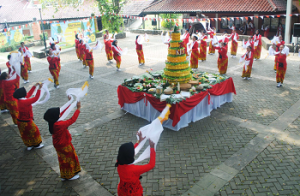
161,14,180,30
96,0,125,33
39,0,125,33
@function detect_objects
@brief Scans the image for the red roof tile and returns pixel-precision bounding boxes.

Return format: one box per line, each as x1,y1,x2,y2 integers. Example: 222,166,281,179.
121,0,156,16
0,0,101,23
143,0,288,13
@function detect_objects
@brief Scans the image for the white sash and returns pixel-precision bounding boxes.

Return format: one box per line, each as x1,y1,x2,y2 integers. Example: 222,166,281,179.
58,82,89,121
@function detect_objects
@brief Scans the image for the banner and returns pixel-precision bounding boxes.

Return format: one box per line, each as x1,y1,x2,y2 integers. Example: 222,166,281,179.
50,18,96,47
0,28,24,49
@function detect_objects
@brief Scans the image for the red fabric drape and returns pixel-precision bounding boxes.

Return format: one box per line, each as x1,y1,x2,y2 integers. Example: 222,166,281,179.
117,78,236,127
170,91,209,126
208,77,236,96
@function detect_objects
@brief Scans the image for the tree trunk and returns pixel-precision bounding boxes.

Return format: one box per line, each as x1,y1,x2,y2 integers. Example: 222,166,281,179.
113,0,120,14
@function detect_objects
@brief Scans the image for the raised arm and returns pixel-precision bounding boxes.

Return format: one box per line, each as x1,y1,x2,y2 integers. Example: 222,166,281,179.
23,89,41,105
62,109,80,128
133,146,156,176
26,86,37,98
6,75,20,86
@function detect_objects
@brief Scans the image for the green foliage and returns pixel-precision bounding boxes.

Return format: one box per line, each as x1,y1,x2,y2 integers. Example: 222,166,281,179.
40,32,48,41
24,36,34,41
96,0,125,33
0,44,20,52
161,14,180,30
57,25,62,34
39,0,125,33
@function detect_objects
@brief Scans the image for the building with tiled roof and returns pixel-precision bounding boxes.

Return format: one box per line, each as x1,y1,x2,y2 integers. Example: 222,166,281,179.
142,0,300,38
0,0,101,40
120,0,156,16
143,0,287,14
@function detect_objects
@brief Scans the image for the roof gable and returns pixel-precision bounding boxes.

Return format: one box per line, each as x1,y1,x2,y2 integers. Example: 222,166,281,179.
121,0,156,16
0,0,100,23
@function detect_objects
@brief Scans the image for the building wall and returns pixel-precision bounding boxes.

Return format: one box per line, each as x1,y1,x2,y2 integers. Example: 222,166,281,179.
31,22,42,40
23,29,31,36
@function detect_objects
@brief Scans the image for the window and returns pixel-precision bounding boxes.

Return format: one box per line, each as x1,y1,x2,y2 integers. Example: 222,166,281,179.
40,23,51,30
263,18,271,26
234,18,243,28
221,17,243,29
270,18,279,30
221,16,228,29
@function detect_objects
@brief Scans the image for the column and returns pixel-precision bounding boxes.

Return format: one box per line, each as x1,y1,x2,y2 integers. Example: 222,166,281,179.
158,14,160,30
31,22,42,40
254,14,259,30
285,0,292,43
216,13,219,31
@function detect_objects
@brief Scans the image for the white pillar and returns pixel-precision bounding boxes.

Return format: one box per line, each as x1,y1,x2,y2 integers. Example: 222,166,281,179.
216,13,219,31
285,0,292,43
254,14,259,30
158,14,160,30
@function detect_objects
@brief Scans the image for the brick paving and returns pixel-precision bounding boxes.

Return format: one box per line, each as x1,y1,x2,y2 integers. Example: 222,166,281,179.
72,114,257,195
0,152,79,196
215,139,300,196
284,115,300,136
1,32,300,196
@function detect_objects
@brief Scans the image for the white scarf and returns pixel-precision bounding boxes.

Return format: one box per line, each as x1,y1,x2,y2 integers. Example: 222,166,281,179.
58,81,89,121
137,34,149,45
32,78,53,106
242,40,251,49
133,105,170,164
161,31,170,44
268,45,289,56
113,45,128,56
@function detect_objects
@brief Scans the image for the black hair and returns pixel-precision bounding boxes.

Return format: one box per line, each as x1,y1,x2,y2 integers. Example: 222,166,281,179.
20,42,24,44
256,29,260,34
112,40,117,46
193,36,198,40
221,42,227,46
0,72,8,80
224,30,228,34
50,43,55,50
136,35,139,40
7,55,11,60
75,34,78,39
248,46,252,50
79,40,83,44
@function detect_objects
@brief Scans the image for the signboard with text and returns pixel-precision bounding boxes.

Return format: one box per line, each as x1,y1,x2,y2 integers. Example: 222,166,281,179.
50,18,96,48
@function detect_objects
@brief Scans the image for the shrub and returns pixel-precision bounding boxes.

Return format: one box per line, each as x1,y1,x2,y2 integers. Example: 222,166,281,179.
39,32,48,41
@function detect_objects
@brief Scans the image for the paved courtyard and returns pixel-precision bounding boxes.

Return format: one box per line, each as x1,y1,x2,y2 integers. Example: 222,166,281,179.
1,32,300,196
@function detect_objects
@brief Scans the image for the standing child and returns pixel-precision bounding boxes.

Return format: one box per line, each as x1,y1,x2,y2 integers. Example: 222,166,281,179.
13,84,44,150
136,35,146,66
44,100,82,181
214,42,228,74
198,31,207,61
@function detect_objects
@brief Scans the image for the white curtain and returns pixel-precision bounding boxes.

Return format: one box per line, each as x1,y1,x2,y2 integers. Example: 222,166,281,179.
123,93,233,131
